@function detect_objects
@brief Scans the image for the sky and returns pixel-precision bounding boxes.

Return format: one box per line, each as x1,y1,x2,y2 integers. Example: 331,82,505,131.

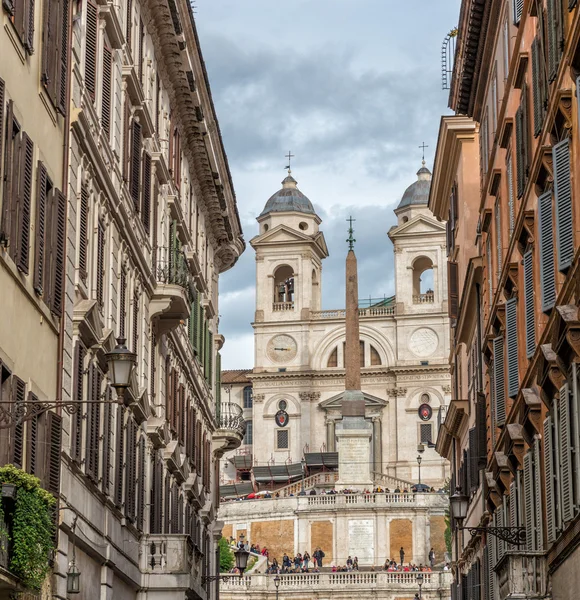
195,0,461,369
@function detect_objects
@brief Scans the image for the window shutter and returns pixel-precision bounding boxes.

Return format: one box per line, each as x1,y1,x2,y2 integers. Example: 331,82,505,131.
192,290,200,353
132,289,139,355
559,384,574,522
553,138,573,272
524,450,535,550
172,370,178,434
130,120,141,210
14,0,34,53
493,337,506,425
142,151,151,233
102,390,113,495
137,436,145,529
497,505,505,561
533,437,544,549
179,385,186,445
102,45,112,140
515,106,524,198
469,427,478,491
0,78,5,181
513,0,524,23
125,417,136,521
507,154,515,236
495,201,502,282
51,189,66,315
96,220,105,306
15,132,34,274
538,191,556,311
164,472,170,533
1,102,14,243
523,251,535,357
506,297,519,398
149,333,156,403
33,162,47,293
11,377,25,468
125,0,132,51
77,185,89,283
41,0,57,104
208,331,214,385
71,343,84,462
47,412,62,495
448,261,459,319
57,0,69,114
150,454,162,533
547,0,562,81
476,398,487,467
152,180,158,268
122,93,131,182
85,0,98,101
25,392,38,475
543,415,557,543
531,37,544,136
571,0,578,8
85,365,101,482
171,482,178,532
115,405,125,507
509,479,518,528
138,18,144,82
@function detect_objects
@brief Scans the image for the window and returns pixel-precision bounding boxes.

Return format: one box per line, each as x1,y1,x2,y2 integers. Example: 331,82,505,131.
531,36,547,137
276,429,289,450
523,438,544,551
243,420,253,445
506,298,519,398
553,138,573,272
495,198,502,282
243,386,253,409
513,0,523,24
278,399,287,411
502,15,510,80
420,423,432,444
370,346,381,366
506,153,515,237
538,192,556,312
547,0,564,82
523,251,536,357
491,65,498,136
486,235,493,307
8,0,35,53
327,347,338,368
41,0,69,114
515,84,530,198
492,336,506,425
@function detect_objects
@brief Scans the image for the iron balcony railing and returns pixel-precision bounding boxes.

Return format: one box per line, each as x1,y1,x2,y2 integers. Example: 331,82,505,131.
155,247,191,288
217,402,246,438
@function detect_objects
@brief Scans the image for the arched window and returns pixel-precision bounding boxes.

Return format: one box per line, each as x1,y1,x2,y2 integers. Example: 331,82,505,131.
412,256,434,302
327,347,338,367
243,386,253,409
273,265,295,305
370,345,381,366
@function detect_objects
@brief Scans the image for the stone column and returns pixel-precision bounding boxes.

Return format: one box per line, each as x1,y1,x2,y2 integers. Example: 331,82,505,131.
373,417,382,474
326,418,336,452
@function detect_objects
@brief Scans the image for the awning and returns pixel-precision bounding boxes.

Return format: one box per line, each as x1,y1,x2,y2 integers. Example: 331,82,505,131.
229,454,253,470
304,452,338,469
219,482,255,499
253,463,303,483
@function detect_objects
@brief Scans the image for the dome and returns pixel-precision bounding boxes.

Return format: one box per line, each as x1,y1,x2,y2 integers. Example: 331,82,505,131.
260,174,316,217
397,164,432,210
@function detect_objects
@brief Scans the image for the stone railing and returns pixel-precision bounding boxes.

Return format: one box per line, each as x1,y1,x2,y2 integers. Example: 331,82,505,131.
311,306,395,320
278,471,339,496
413,293,434,304
300,493,417,508
371,471,415,490
272,302,294,311
220,571,453,593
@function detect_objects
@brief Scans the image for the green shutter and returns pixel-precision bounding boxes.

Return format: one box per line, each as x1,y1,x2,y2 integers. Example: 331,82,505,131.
553,138,573,272
538,191,556,311
198,306,205,364
506,297,519,398
208,330,213,384
493,337,506,425
216,352,221,418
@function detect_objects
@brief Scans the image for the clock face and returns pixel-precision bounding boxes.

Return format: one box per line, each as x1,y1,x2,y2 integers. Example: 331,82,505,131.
409,328,438,357
267,334,298,363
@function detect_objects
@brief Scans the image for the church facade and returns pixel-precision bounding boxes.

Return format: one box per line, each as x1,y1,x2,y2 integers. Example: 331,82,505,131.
221,165,451,490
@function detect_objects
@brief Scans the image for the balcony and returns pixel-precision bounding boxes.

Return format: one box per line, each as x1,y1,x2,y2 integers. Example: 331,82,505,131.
220,571,453,597
413,292,434,304
150,248,191,334
213,403,246,457
496,551,547,598
273,302,294,312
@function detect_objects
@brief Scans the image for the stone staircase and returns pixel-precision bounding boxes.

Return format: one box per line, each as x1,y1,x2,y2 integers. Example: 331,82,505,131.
371,471,414,489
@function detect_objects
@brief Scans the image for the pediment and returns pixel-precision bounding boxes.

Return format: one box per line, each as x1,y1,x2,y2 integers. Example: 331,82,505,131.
319,391,388,410
389,214,446,239
250,225,329,258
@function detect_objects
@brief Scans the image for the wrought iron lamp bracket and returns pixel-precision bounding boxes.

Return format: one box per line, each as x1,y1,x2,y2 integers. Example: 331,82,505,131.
201,575,242,584
463,526,526,545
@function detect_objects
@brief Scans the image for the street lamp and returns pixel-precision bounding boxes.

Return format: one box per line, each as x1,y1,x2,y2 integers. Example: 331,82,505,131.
416,572,424,599
274,574,281,600
105,338,137,405
202,544,250,583
450,487,526,545
417,444,425,487
299,457,306,495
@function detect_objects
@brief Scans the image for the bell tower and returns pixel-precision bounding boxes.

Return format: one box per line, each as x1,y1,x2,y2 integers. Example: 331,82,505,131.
250,171,328,371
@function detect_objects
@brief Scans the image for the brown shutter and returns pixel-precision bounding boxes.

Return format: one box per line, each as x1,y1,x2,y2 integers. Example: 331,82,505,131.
85,0,98,101
0,78,5,182
102,45,112,140
71,342,84,462
119,269,126,337
136,436,145,529
33,162,48,294
57,0,69,115
122,94,131,182
16,132,34,274
448,261,459,319
0,100,13,243
142,151,151,233
125,0,132,52
14,0,34,53
172,370,178,433
25,392,38,475
96,220,105,306
151,454,162,533
42,188,55,308
51,189,66,315
78,185,88,282
85,364,101,482
179,386,186,445
130,120,141,209
170,482,178,533
11,377,26,468
152,180,158,268
102,389,113,495
132,289,139,354
195,420,201,471
41,0,58,106
46,412,62,495
138,18,144,82
115,405,125,507
166,364,173,429
125,417,136,521
149,333,156,402
164,471,170,533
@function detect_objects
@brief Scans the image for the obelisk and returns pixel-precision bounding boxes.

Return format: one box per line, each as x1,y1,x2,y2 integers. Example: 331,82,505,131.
335,218,373,490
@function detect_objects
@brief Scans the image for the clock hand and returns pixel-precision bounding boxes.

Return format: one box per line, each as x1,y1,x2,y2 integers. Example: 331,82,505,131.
274,347,289,351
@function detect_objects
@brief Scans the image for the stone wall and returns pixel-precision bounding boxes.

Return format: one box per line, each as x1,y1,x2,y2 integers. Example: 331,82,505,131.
251,520,294,561
389,519,413,563
310,520,333,564
430,515,448,564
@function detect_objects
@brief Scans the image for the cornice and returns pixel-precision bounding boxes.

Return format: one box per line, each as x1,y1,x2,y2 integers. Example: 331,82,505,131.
429,116,477,220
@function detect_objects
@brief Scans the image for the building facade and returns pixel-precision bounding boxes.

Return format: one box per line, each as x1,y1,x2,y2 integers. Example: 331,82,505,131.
431,0,580,599
1,0,244,598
